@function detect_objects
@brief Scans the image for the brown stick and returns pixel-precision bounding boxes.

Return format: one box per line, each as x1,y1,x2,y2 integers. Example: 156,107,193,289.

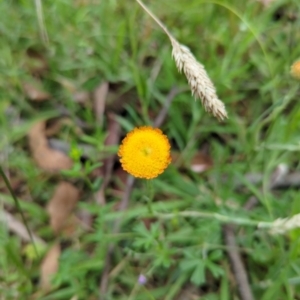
223,224,254,300
223,164,289,300
154,86,183,128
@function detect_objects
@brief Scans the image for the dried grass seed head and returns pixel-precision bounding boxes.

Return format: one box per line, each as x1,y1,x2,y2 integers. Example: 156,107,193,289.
171,38,227,121
267,213,300,235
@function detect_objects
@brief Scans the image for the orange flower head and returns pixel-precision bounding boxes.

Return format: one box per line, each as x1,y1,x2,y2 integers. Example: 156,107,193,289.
291,60,300,79
118,126,171,179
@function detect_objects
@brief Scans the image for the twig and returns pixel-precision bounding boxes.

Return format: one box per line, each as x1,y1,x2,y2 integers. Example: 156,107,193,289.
222,165,288,300
0,210,46,246
223,225,254,300
95,113,121,206
153,87,182,128
102,114,121,191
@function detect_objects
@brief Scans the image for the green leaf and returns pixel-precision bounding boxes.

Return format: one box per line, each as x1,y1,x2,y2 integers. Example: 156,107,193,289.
133,223,156,250
179,259,198,272
206,261,224,278
191,263,205,286
209,249,223,261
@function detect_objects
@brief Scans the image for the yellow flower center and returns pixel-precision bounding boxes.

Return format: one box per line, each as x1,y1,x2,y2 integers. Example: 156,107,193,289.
118,126,171,179
142,146,152,156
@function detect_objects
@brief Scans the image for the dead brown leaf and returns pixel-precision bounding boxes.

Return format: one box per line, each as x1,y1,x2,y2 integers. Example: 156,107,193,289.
47,182,80,234
0,210,46,246
23,81,50,102
28,121,73,172
33,146,73,172
40,243,60,290
190,152,213,173
73,91,90,104
93,81,109,124
40,182,80,291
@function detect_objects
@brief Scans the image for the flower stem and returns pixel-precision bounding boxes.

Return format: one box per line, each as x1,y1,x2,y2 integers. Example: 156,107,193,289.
145,179,154,215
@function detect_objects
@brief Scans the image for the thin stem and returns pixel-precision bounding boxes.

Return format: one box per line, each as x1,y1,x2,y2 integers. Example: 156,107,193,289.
135,0,173,40
0,166,39,257
145,179,154,215
224,224,254,300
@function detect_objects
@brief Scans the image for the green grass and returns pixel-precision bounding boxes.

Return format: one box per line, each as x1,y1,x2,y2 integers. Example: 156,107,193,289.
1,0,300,299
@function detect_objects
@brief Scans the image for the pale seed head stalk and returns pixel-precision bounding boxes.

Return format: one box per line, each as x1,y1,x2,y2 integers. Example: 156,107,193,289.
135,0,228,121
